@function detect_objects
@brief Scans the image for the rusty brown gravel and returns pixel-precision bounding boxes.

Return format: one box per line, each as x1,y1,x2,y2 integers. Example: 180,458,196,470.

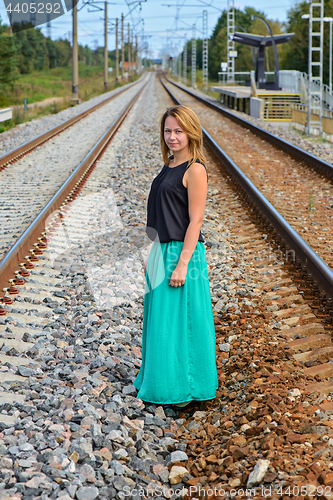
168,159,333,500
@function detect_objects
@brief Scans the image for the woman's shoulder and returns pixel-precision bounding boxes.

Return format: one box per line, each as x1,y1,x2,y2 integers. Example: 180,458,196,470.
184,161,208,184
188,162,207,173
187,160,206,172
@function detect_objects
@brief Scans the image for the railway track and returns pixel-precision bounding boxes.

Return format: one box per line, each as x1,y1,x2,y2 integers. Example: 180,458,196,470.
0,72,333,498
0,76,149,286
0,77,142,170
0,75,146,263
158,70,333,383
161,74,333,276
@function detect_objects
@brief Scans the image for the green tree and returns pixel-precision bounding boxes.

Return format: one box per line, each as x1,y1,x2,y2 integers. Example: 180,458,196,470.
53,39,71,67
46,36,58,68
280,1,310,74
27,28,47,70
0,32,18,90
14,30,35,73
84,45,94,65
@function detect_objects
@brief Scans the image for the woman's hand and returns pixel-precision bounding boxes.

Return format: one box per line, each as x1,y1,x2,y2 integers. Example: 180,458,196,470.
143,256,148,275
169,264,187,287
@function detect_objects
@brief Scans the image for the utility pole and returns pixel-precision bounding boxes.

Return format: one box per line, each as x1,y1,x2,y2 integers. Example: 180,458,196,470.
202,10,208,91
104,1,108,90
121,13,125,80
115,18,119,83
72,0,79,103
131,28,136,76
191,24,196,88
141,32,145,70
128,24,131,78
136,35,138,74
183,42,187,84
178,53,181,82
130,28,135,76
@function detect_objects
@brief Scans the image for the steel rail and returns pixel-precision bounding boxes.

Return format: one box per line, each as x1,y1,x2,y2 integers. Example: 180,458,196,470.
162,73,333,180
158,72,333,300
0,75,145,171
0,80,147,298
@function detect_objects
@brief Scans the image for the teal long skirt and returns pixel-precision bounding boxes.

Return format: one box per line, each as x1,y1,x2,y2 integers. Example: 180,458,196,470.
133,240,218,405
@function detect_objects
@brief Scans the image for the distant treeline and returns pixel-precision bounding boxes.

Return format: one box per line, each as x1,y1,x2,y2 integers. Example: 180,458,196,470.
2,0,333,90
0,18,117,90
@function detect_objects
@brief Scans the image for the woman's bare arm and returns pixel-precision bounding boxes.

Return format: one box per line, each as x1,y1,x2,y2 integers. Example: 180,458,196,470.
169,162,207,287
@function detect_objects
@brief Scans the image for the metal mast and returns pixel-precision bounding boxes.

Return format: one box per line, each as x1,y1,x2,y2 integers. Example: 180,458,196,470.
202,10,208,91
227,0,235,83
307,0,324,134
72,0,79,102
128,23,131,78
46,13,51,38
121,14,125,79
191,24,196,88
183,42,187,84
115,18,119,83
104,1,108,90
178,53,181,82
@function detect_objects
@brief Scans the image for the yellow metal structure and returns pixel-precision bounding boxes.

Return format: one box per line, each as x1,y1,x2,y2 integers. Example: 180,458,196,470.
292,103,333,140
257,92,301,121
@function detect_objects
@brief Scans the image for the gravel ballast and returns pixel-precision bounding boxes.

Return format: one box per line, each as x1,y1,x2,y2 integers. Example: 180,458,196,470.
1,74,333,500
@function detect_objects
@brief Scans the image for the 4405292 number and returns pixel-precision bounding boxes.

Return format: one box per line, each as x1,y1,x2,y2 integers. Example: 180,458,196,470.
6,2,61,13
277,485,332,496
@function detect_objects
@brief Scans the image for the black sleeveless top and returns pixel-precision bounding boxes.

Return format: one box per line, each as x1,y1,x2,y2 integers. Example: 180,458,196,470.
146,159,206,243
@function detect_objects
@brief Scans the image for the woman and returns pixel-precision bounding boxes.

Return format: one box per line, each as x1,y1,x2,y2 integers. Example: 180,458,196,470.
133,105,218,411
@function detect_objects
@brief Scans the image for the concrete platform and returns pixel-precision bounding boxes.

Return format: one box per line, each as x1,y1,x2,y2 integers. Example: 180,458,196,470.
211,86,252,99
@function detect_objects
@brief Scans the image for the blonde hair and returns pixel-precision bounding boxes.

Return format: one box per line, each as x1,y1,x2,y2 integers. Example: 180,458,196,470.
160,105,206,168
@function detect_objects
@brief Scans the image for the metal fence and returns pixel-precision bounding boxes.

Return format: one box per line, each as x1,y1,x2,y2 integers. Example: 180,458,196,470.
292,103,333,140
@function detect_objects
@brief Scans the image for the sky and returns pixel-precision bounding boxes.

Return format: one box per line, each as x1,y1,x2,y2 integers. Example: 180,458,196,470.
0,0,297,58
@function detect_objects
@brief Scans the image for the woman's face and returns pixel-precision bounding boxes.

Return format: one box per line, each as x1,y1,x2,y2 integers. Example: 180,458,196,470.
164,115,189,155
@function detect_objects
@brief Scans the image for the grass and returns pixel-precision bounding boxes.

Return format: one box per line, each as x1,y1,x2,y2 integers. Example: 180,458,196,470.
290,124,333,146
309,190,315,214
0,99,71,133
0,65,139,133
